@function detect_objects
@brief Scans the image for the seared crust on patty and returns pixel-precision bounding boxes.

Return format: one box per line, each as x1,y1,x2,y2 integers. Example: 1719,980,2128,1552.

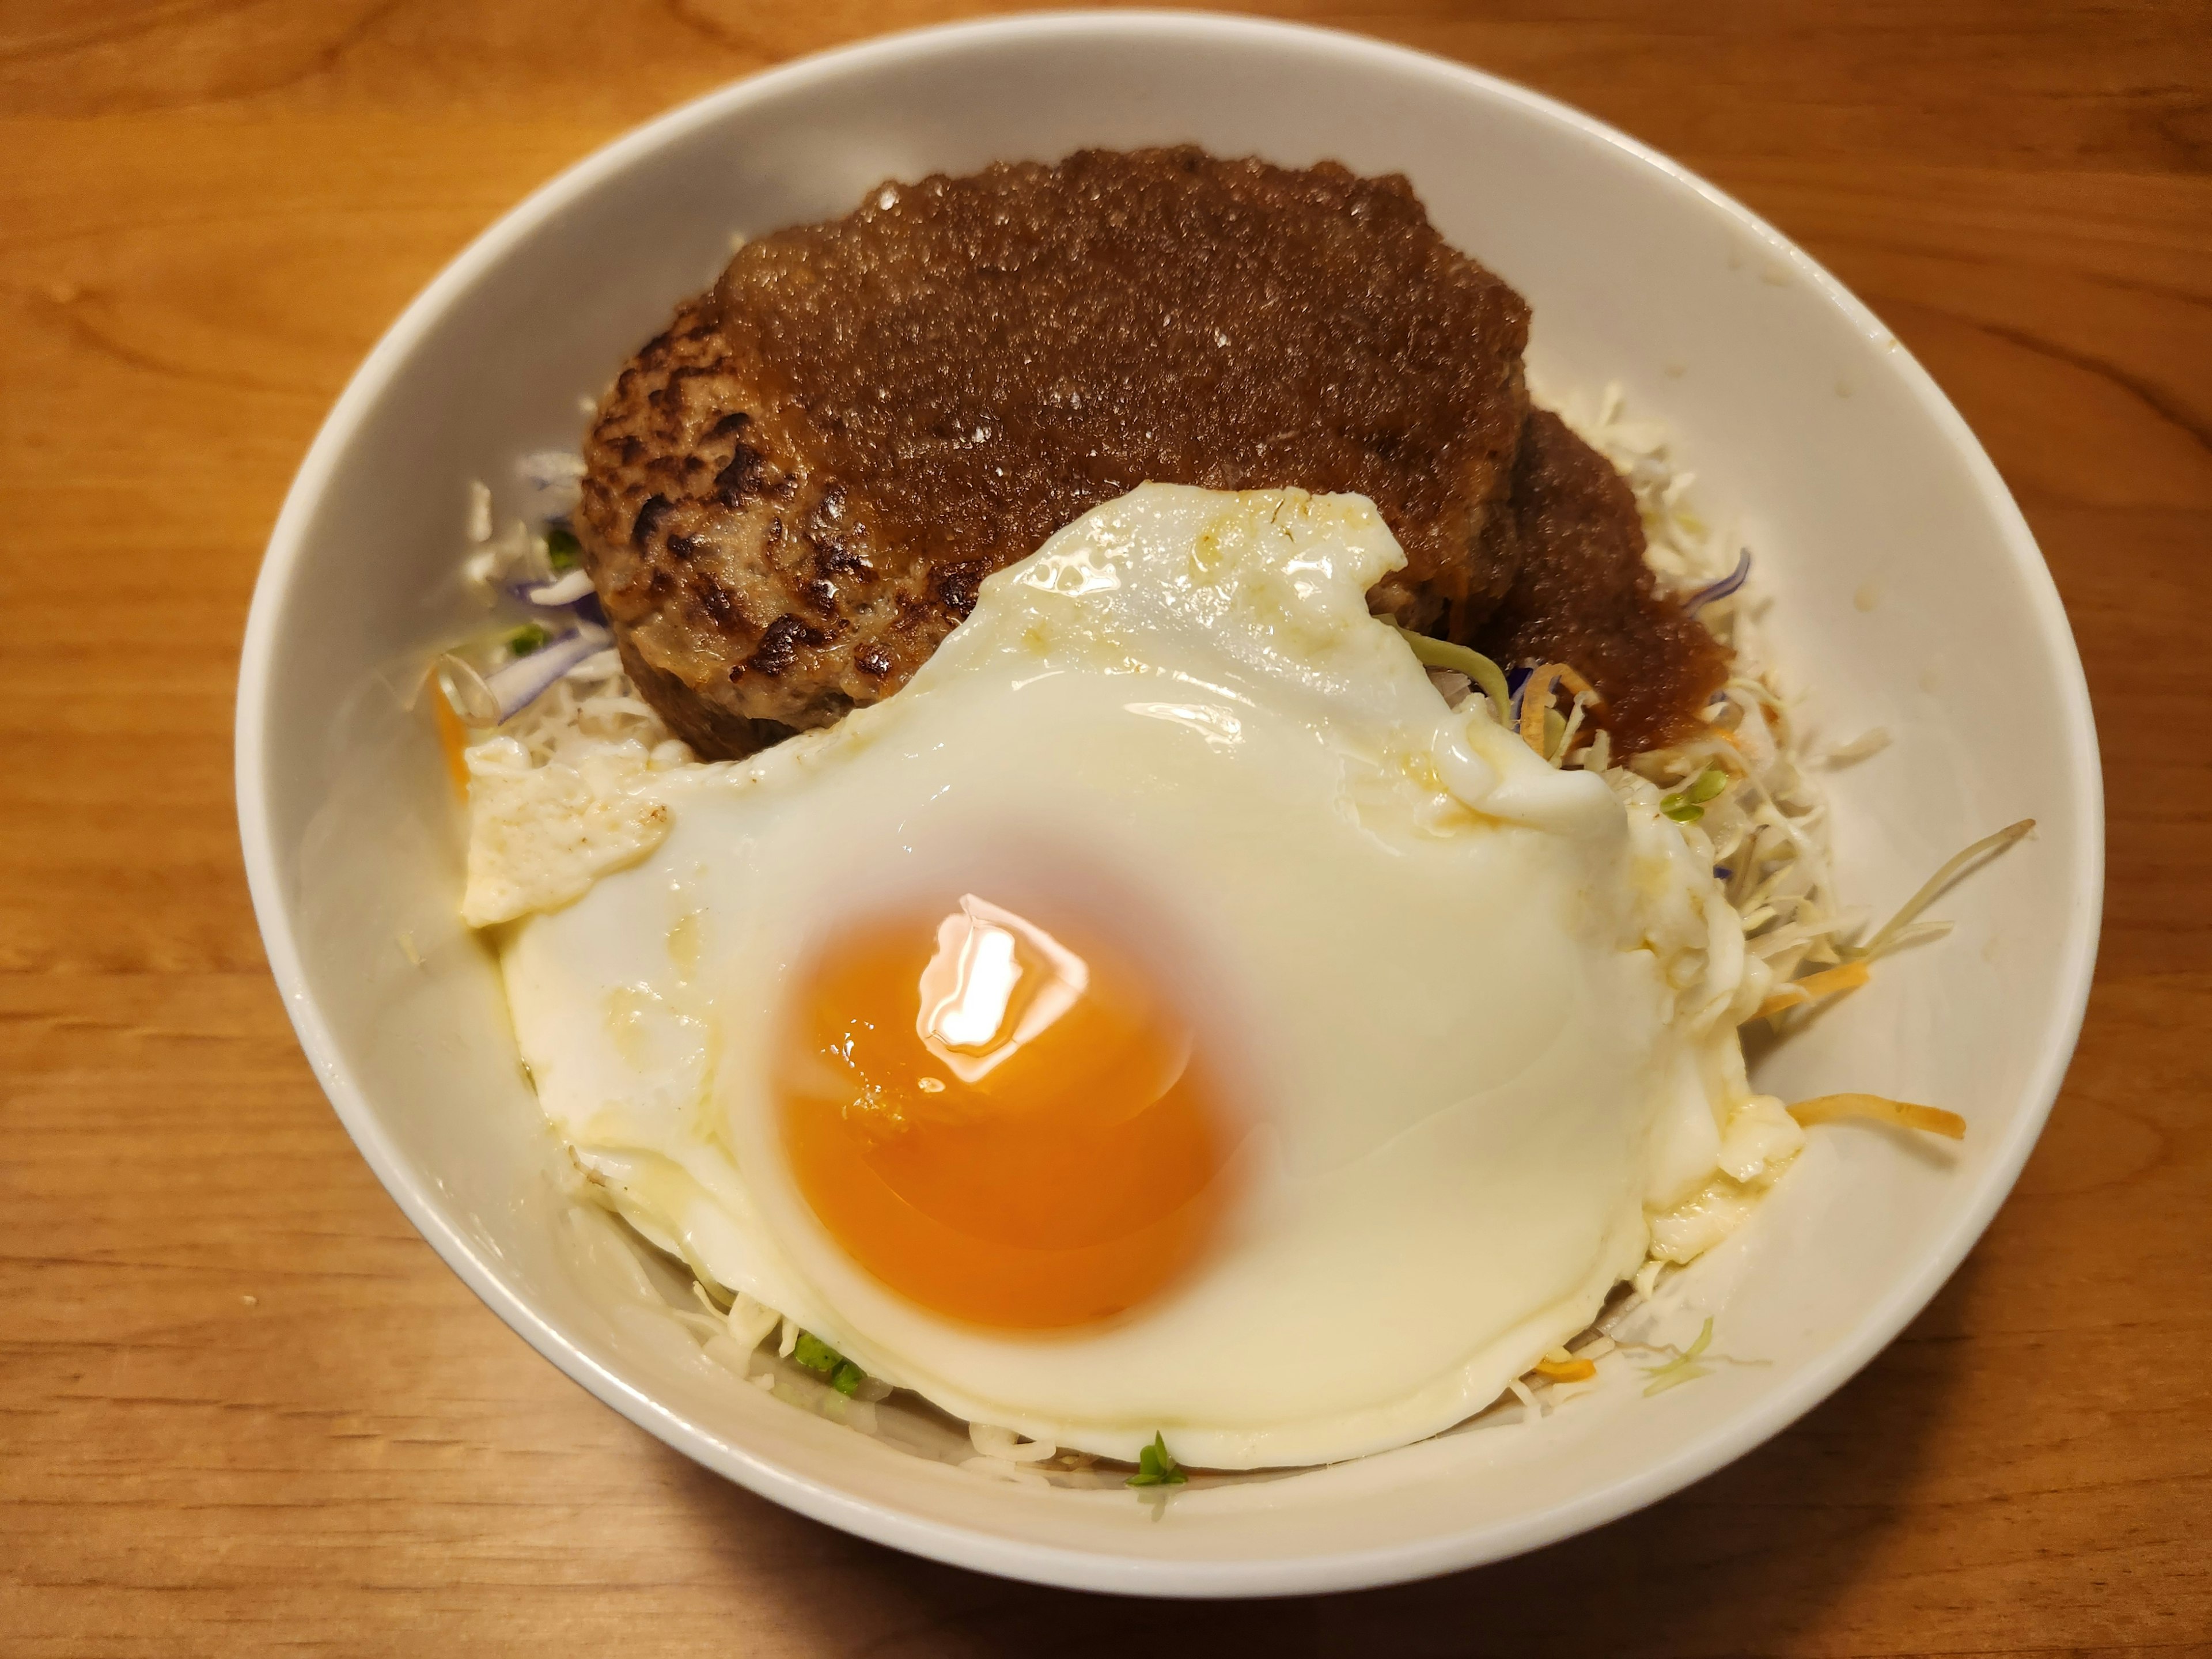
578,148,1532,756
577,297,938,756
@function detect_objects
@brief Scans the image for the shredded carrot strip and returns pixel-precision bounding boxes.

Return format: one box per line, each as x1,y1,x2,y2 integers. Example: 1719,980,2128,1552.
1552,664,1600,703
1788,1093,1966,1141
1532,1356,1597,1383
431,678,472,798
1517,662,1605,755
1518,666,1560,753
1755,959,1871,1021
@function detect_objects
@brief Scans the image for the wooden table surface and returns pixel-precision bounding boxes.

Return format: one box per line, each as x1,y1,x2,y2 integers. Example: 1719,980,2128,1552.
5,2,2208,1652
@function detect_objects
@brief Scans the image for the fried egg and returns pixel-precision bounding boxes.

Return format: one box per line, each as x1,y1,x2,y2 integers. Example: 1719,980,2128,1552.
483,484,1792,1468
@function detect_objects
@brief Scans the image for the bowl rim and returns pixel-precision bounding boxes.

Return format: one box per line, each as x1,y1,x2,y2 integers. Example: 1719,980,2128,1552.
234,7,2104,1599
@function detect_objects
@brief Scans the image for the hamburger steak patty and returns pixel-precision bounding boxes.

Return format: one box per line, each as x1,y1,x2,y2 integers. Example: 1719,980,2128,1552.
578,146,1722,759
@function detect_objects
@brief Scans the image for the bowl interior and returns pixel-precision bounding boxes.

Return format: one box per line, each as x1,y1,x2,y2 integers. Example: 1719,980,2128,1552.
237,13,2099,1597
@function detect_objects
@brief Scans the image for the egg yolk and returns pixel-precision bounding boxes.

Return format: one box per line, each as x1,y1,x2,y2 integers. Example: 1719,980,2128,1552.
776,895,1236,1330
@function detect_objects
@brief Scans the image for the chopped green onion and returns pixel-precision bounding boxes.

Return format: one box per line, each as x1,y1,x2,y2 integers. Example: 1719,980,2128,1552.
789,1330,869,1395
546,527,583,572
505,622,551,658
1393,627,1513,727
791,1331,844,1375
1126,1431,1187,1487
1660,766,1729,821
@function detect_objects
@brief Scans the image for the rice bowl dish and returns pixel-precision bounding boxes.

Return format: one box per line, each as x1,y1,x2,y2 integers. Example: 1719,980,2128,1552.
237,13,2098,1593
444,367,2008,1478
429,153,2025,1478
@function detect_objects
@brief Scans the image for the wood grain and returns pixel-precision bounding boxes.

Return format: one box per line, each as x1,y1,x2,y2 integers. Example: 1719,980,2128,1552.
3,2,2207,1652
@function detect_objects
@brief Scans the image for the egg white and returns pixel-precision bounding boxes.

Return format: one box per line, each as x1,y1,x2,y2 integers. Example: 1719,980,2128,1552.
488,484,1785,1468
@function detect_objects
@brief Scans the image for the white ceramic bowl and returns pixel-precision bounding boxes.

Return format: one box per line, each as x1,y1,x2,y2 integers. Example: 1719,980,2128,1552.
236,11,2101,1597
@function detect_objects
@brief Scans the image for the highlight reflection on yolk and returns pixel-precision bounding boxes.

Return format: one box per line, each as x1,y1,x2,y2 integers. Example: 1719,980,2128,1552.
777,896,1235,1329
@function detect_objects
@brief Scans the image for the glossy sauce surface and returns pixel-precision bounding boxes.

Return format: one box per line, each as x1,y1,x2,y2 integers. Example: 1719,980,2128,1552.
1478,410,1733,751
717,147,1531,623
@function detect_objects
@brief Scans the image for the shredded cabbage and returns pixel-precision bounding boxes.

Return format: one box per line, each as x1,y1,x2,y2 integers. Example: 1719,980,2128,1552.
1397,627,1513,725
1559,386,2031,1018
